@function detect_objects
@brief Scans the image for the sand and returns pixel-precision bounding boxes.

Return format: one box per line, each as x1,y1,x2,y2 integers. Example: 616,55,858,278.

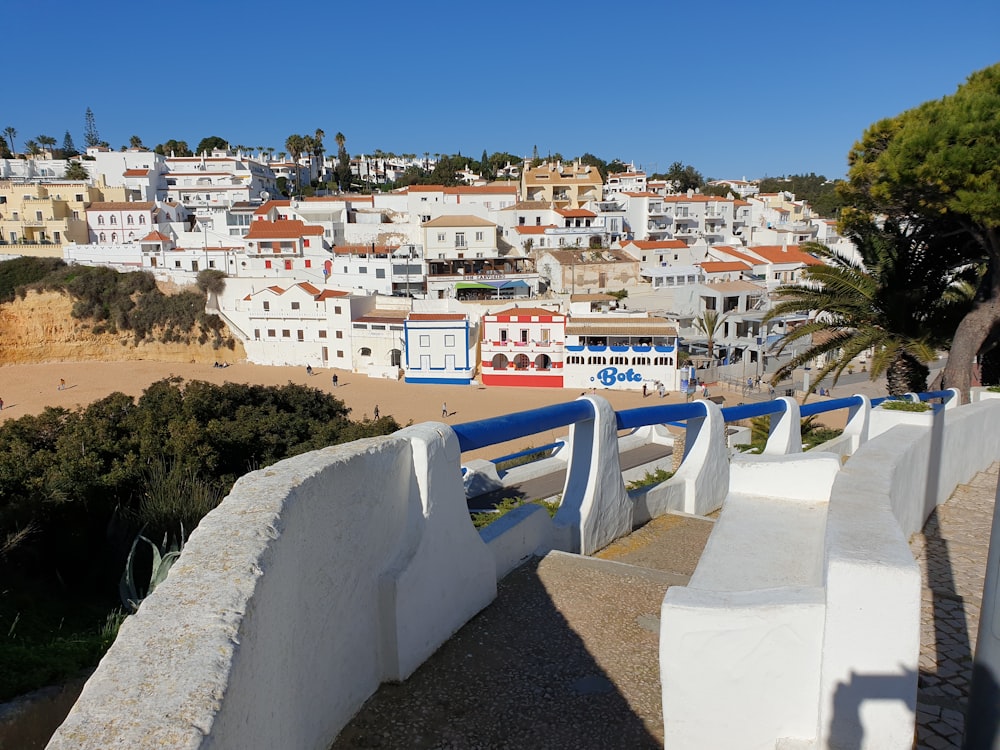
0,360,692,462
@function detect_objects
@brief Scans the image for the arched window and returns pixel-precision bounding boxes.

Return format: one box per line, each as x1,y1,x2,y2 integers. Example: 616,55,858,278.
611,356,628,365
534,354,551,371
139,215,146,224
110,215,117,225
492,353,509,370
632,357,650,366
359,347,372,357
98,216,105,225
567,355,583,365
513,353,530,370
111,232,117,243
587,356,606,365
126,215,134,225
99,232,106,242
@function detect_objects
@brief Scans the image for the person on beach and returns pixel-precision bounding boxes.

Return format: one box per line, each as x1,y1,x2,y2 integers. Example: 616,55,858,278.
332,374,338,387
373,405,380,419
442,402,448,418
59,378,65,391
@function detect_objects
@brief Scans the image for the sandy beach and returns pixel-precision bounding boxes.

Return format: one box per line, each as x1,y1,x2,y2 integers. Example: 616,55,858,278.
0,360,693,462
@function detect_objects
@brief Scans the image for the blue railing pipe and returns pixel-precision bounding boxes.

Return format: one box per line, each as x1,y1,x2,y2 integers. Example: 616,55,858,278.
799,396,864,418
452,400,594,453
615,401,708,431
721,399,787,423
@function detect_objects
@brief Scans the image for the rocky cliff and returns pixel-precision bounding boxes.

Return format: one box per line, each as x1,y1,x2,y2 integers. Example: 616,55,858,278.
0,290,246,365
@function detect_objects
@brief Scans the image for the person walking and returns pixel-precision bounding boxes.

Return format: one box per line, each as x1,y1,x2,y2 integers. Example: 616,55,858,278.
441,402,448,418
0,396,4,410
373,405,380,420
642,383,648,398
59,378,65,391
306,364,313,376
332,373,338,387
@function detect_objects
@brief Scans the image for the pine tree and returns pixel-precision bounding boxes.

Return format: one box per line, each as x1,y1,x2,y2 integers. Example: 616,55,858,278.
62,131,78,157
83,107,100,148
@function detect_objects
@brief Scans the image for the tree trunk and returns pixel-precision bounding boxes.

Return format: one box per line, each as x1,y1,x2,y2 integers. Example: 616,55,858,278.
943,231,1000,402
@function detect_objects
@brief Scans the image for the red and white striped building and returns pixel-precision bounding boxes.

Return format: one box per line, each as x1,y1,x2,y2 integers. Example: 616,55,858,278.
480,306,566,387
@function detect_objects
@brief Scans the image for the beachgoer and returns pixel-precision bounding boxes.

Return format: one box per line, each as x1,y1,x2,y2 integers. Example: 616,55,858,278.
702,385,710,398
658,383,666,398
442,402,448,418
306,364,313,376
642,383,648,398
332,374,338,387
768,385,775,398
373,405,380,419
59,378,65,391
0,396,3,410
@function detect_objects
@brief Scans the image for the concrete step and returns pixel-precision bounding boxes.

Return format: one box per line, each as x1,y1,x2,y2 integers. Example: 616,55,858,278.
595,511,716,580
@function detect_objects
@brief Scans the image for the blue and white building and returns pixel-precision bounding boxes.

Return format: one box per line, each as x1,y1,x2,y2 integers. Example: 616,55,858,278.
404,312,477,385
562,314,680,392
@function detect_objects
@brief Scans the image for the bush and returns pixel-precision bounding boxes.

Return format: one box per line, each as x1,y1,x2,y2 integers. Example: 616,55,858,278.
0,257,66,303
471,497,560,529
879,400,931,412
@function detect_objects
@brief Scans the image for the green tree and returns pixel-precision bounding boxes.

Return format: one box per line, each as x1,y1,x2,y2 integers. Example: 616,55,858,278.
692,309,727,360
36,135,56,156
128,135,145,150
83,107,100,149
153,139,192,157
578,153,609,181
763,227,974,396
62,131,78,158
334,132,351,191
3,126,15,155
24,139,40,156
655,161,704,193
64,161,89,180
285,134,305,162
0,139,10,159
195,136,228,155
841,63,1000,398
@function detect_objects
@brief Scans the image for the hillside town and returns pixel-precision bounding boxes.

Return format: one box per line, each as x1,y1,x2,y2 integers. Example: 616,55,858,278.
0,145,850,393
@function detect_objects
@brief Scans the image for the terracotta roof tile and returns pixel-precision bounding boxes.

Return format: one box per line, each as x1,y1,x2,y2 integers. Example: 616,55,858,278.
245,219,324,239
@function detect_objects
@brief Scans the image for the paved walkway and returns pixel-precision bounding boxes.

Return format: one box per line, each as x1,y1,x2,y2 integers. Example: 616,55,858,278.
330,468,997,749
911,462,999,749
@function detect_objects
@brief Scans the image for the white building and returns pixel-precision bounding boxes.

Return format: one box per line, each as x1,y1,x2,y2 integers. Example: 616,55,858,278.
562,314,680,392
404,312,477,385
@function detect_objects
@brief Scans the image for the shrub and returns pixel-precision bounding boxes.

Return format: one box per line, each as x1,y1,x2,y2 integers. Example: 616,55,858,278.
471,497,560,529
880,400,931,412
626,467,674,490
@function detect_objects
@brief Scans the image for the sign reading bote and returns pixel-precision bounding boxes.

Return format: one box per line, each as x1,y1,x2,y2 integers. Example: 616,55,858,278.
592,366,643,387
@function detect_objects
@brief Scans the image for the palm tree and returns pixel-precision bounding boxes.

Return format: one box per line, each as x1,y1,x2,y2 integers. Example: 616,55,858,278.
3,126,16,155
24,139,40,156
692,309,727,361
763,222,975,396
37,135,57,156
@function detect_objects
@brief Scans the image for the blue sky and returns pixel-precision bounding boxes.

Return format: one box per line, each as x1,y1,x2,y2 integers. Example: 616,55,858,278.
5,0,999,181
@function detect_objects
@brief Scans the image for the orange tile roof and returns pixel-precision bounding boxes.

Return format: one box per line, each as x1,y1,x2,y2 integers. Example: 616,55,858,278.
408,313,468,321
297,282,321,295
624,239,687,250
140,231,172,242
712,246,763,265
700,261,750,272
123,169,149,177
316,289,349,300
254,200,291,215
245,219,324,239
422,215,495,227
555,208,596,217
488,307,564,318
86,202,155,211
302,195,374,204
514,225,555,235
749,245,823,265
334,244,393,255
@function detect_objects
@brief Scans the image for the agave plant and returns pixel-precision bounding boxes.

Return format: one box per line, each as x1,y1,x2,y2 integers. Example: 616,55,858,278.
119,525,185,613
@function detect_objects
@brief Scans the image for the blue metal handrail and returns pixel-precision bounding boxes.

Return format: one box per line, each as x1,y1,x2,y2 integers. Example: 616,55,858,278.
799,396,863,418
452,400,594,453
616,402,707,431
721,400,787,422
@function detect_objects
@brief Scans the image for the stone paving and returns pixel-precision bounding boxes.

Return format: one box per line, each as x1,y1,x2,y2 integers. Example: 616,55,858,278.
910,462,999,749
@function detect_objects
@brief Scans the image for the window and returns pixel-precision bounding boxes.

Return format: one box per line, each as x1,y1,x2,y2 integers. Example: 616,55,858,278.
254,329,260,340
127,215,134,225
371,325,386,330
297,330,304,341
36,211,43,221
265,260,272,269
518,217,525,226
437,233,446,242
337,350,344,358
375,268,385,278
500,329,508,342
291,301,299,310
334,306,342,314
420,215,430,223
110,215,117,225
520,329,529,343
336,331,343,339
318,330,327,338
73,211,79,220
513,353,530,370
360,347,372,356
455,232,466,247
359,266,367,274
139,215,146,224
475,231,483,241
492,353,509,370
98,216,105,225
263,301,270,311
267,329,276,337
99,232,106,242
208,260,216,268
420,335,430,346
282,329,290,338
304,260,311,268
54,232,60,243
445,335,455,346
75,194,84,201
174,260,181,268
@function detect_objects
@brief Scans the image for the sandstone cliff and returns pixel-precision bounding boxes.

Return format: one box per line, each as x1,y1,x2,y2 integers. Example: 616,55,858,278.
0,290,246,365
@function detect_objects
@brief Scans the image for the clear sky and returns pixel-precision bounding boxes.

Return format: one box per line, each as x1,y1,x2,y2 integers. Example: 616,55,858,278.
4,0,999,181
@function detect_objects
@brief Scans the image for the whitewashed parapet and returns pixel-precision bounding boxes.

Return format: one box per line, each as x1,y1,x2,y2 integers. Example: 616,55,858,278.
764,396,803,454
634,400,729,523
48,424,496,750
553,396,631,555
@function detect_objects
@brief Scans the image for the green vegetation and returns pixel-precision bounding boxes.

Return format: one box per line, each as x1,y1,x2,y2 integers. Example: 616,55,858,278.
842,63,1000,397
764,225,973,396
626,468,674,491
9,262,236,348
758,173,845,217
879,400,931,413
0,379,400,700
471,497,561,530
494,447,554,472
0,257,66,302
735,415,843,453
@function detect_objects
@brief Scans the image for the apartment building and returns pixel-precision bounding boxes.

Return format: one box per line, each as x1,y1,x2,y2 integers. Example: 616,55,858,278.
480,306,566,387
404,312,477,385
0,181,122,252
521,160,602,207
